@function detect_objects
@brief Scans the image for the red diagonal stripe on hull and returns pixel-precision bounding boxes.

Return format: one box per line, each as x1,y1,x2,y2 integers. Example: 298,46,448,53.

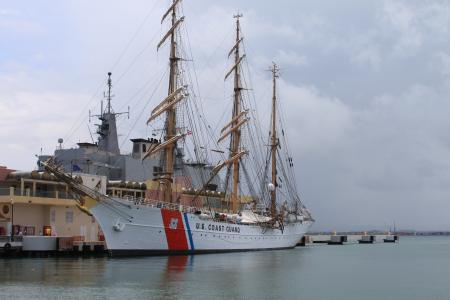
161,209,189,250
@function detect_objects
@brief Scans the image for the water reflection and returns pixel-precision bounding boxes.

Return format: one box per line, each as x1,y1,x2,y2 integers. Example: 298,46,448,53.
0,257,107,286
166,255,191,272
0,249,309,299
2,240,450,300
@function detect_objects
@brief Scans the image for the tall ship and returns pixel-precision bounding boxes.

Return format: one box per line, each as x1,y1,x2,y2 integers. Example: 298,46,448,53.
43,1,313,255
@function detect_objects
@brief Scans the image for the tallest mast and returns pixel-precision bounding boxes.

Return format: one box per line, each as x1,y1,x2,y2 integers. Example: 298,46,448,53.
164,0,179,203
220,14,248,213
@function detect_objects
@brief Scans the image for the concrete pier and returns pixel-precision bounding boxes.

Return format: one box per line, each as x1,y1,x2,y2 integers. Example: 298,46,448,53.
383,235,398,243
327,235,347,245
358,235,375,244
0,235,106,257
302,234,399,246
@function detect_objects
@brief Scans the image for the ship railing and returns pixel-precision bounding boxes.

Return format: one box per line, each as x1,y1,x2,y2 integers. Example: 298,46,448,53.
0,187,76,200
14,188,22,196
35,190,57,198
120,195,209,215
0,235,23,243
118,196,271,227
0,188,11,196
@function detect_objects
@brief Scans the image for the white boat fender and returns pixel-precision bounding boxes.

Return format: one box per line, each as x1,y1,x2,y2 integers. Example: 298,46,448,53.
113,219,126,232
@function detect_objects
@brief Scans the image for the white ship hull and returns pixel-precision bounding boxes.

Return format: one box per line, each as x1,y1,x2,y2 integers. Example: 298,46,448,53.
91,198,312,256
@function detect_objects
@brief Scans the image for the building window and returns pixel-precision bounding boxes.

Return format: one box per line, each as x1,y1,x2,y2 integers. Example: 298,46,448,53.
153,166,163,176
50,209,56,223
142,144,147,153
65,211,73,224
133,143,139,153
2,205,9,215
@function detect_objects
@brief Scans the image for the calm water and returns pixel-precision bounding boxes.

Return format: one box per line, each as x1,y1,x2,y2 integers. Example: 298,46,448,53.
0,237,449,299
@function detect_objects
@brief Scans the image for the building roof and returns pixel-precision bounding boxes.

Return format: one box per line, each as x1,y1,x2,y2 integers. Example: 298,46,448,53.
0,166,15,182
77,142,98,148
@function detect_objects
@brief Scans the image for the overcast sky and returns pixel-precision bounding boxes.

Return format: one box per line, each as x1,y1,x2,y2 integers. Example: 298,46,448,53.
2,0,450,231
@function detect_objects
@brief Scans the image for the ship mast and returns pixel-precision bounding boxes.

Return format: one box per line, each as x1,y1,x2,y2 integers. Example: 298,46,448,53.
230,14,243,214
164,1,178,204
107,72,112,115
270,63,279,217
220,14,248,213
89,72,129,154
143,0,186,203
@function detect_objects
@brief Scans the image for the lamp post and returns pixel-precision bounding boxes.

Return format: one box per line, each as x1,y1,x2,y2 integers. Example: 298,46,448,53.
10,198,14,242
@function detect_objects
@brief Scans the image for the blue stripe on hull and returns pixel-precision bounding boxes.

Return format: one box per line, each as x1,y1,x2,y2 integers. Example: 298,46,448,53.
183,213,195,250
